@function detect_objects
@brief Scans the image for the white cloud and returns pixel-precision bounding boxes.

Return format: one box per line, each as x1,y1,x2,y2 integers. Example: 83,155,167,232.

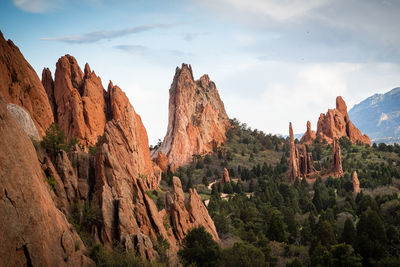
192,0,328,22
12,0,63,13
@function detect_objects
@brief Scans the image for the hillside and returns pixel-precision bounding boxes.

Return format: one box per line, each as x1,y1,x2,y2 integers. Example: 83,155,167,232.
349,87,400,141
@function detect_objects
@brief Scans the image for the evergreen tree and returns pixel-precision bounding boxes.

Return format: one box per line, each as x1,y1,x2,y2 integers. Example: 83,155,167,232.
341,218,356,245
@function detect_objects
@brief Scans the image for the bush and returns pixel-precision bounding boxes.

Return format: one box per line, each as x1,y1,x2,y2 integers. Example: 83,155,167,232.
41,123,77,154
45,176,57,191
221,242,265,267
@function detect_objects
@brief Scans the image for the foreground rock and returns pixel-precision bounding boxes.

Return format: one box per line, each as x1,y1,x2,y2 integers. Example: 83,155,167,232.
165,177,219,242
315,96,370,145
0,31,54,137
0,95,89,266
6,103,40,140
153,64,230,171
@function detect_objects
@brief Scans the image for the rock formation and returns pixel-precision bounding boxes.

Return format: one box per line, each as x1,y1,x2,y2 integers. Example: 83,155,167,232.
352,171,360,194
222,168,230,184
153,64,230,171
0,95,90,266
316,96,370,145
42,67,56,118
6,103,40,140
154,151,169,173
50,56,107,147
331,138,343,177
300,121,316,144
0,31,54,137
289,123,316,183
165,177,219,242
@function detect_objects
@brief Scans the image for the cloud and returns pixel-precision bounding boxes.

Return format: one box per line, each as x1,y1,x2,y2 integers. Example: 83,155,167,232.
12,0,63,13
192,0,328,22
40,23,181,44
113,44,191,58
113,45,148,54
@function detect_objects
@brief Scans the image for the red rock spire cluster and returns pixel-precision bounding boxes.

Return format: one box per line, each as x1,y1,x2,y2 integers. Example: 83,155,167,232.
289,122,316,183
0,32,221,264
301,96,370,145
152,64,230,171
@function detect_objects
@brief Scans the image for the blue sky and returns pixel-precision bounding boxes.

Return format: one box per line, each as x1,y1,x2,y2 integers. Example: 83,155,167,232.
1,0,400,144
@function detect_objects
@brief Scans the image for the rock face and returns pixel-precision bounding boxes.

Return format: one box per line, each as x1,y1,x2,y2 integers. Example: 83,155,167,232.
352,171,360,194
331,138,343,177
154,151,169,173
289,123,316,183
222,168,230,184
153,64,230,171
300,121,316,144
316,96,370,145
0,95,89,266
41,67,56,118
0,31,54,137
6,103,40,140
51,56,107,147
165,177,219,242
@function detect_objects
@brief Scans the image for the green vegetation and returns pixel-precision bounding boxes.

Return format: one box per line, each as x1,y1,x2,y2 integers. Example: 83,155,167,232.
41,123,79,154
161,119,400,266
45,176,57,191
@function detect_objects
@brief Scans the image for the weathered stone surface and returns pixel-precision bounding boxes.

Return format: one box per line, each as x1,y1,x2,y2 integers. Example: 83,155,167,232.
166,177,219,243
300,120,316,144
53,55,106,147
331,138,344,178
0,31,54,137
0,95,89,266
352,171,360,194
298,144,316,177
41,67,56,118
153,64,230,170
316,96,370,145
6,103,39,140
222,168,230,184
154,151,169,173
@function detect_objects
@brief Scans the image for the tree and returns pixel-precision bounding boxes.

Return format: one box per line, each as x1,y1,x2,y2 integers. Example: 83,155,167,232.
220,242,265,267
286,257,304,267
41,123,70,154
223,182,234,194
341,218,356,245
178,227,221,267
316,220,337,247
268,210,287,242
330,243,362,267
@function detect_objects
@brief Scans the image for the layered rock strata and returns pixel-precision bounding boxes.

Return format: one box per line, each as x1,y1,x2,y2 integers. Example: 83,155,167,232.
153,64,230,171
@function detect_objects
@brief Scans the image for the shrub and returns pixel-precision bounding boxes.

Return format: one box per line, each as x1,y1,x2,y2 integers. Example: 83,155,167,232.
45,176,57,191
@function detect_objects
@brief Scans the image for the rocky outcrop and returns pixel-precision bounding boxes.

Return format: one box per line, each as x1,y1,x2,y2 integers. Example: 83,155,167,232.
352,171,360,194
6,103,40,140
0,31,54,137
222,168,230,184
331,138,343,177
51,56,107,147
154,151,169,173
300,120,316,144
0,95,90,266
41,67,56,118
289,123,316,183
316,96,370,145
165,177,219,242
153,64,230,170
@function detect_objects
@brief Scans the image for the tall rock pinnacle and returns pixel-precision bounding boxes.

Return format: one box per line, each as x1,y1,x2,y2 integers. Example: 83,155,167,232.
289,122,300,183
331,138,343,177
153,63,230,170
300,120,316,144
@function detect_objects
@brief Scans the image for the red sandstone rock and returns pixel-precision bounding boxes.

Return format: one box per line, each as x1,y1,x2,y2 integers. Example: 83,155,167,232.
155,151,169,172
53,55,106,147
0,95,90,266
166,177,219,242
300,120,316,144
352,171,360,194
289,123,316,183
0,31,54,137
222,168,230,184
331,138,344,177
153,64,230,170
316,96,370,145
41,67,56,118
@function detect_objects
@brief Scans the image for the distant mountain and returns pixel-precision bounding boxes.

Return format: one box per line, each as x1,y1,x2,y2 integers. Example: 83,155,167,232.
349,87,400,142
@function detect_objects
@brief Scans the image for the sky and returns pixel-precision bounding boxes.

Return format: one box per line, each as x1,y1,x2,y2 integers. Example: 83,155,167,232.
1,0,399,144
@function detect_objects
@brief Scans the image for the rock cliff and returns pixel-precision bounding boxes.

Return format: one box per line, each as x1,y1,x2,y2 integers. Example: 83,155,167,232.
315,96,370,145
153,64,230,171
0,95,90,266
0,31,53,137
